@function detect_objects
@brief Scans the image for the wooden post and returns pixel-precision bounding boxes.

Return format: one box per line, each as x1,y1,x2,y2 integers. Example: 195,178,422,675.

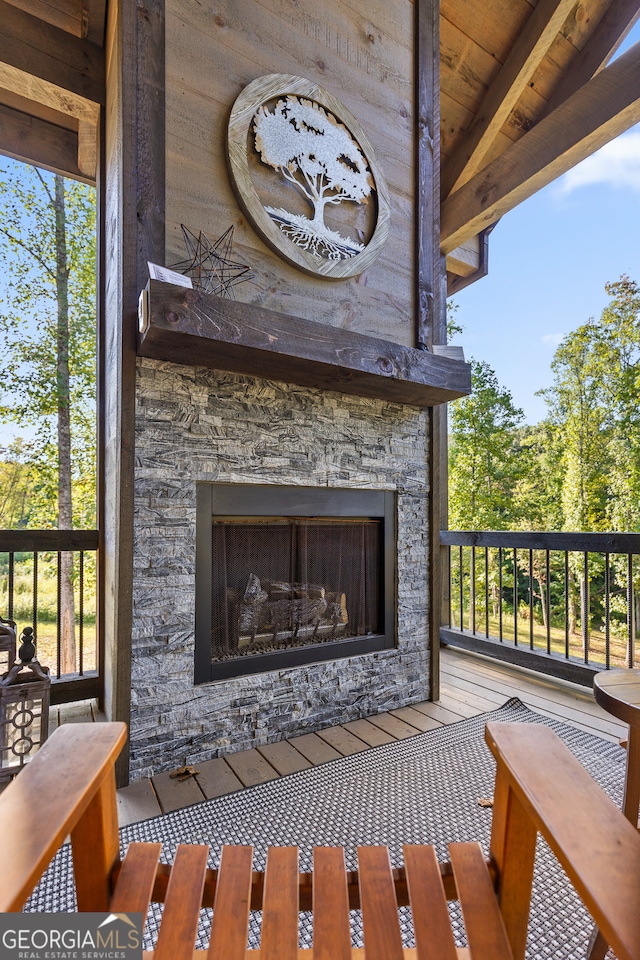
416,0,446,701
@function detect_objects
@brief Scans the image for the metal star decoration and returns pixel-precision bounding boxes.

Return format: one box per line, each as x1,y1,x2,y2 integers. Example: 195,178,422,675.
170,224,254,298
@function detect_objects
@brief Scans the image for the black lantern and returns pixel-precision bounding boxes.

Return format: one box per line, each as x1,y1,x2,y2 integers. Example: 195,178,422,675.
0,626,51,784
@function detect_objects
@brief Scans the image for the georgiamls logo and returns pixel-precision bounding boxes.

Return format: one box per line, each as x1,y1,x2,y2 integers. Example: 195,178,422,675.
0,912,143,959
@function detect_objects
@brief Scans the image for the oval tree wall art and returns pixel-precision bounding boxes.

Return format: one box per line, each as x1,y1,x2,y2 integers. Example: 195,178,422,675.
227,74,391,280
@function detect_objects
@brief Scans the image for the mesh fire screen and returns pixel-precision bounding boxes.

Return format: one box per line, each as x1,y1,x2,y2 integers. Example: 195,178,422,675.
211,519,382,662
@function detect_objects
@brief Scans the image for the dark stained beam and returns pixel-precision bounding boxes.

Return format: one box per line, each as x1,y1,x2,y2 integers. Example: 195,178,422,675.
441,0,576,199
542,0,640,117
440,40,640,254
0,0,104,107
139,281,471,407
0,102,94,183
82,0,107,46
416,0,443,349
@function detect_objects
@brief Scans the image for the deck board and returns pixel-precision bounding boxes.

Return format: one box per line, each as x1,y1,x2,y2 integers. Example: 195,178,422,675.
224,748,280,787
342,718,397,746
257,740,313,775
287,733,343,764
196,757,244,799
102,646,629,820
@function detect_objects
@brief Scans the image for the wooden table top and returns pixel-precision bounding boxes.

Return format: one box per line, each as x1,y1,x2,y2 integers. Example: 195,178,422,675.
593,669,640,728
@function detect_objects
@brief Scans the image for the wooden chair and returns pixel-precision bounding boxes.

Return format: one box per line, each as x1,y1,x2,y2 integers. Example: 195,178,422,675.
1,720,640,960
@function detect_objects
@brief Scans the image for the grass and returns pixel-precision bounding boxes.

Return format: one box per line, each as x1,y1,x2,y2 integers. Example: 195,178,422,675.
449,603,632,669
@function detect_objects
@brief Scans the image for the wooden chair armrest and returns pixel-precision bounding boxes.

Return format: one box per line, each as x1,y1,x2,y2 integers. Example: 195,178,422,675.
486,722,640,960
0,721,127,912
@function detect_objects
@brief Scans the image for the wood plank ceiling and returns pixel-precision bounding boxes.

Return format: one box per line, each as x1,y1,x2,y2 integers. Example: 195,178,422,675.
0,0,639,294
441,0,640,292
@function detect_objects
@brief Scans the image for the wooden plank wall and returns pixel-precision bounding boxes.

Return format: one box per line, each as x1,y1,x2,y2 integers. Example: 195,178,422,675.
165,0,416,347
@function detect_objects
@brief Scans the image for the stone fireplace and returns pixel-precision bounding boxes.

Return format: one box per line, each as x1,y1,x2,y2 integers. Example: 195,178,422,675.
130,358,431,779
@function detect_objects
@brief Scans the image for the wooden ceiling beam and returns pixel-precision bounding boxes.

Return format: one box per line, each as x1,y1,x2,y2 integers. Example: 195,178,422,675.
542,0,640,116
0,0,104,107
441,0,576,198
446,236,481,278
82,0,107,46
0,102,91,183
440,40,640,254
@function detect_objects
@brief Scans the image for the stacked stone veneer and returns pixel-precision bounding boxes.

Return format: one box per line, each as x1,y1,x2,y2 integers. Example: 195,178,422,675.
131,357,432,778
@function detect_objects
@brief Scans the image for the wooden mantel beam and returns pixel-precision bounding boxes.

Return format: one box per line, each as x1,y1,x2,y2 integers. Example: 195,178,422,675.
139,281,471,408
441,0,576,199
440,40,640,254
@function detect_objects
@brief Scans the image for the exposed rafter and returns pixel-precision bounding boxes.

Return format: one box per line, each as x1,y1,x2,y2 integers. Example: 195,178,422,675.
541,0,640,117
0,0,104,106
0,102,88,182
441,0,576,199
441,40,640,255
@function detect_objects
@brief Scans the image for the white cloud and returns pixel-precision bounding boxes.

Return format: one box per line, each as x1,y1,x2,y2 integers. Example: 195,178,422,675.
556,129,640,195
541,333,564,346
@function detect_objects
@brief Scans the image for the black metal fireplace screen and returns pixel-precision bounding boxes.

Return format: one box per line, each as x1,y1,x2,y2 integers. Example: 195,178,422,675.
195,484,396,682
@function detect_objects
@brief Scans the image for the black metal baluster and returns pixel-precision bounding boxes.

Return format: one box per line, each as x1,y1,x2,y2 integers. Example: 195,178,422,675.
582,552,590,664
57,552,62,679
8,553,15,623
498,547,503,641
564,551,569,659
471,546,476,635
447,545,452,628
485,547,489,638
32,551,38,642
628,553,635,668
513,548,518,646
529,548,534,650
604,552,610,670
545,550,551,655
459,545,464,630
79,551,84,676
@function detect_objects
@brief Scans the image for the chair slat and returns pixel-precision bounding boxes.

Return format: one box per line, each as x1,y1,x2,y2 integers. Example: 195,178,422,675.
110,842,162,923
154,844,210,960
207,845,253,960
403,845,458,960
357,846,404,960
448,842,513,960
261,846,299,960
312,846,351,960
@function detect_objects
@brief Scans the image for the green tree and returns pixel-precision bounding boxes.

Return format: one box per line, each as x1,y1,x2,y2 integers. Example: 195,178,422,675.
0,161,96,673
590,277,640,531
541,324,610,532
449,360,525,529
0,441,33,528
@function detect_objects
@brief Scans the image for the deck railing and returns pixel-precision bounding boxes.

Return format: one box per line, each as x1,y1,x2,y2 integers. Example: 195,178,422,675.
440,530,640,686
0,529,100,704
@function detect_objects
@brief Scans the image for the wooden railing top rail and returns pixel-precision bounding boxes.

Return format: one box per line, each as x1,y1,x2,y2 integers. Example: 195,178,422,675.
0,529,99,552
441,530,640,554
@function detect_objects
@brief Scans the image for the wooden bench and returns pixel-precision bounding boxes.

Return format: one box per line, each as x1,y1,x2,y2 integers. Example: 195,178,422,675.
1,720,639,960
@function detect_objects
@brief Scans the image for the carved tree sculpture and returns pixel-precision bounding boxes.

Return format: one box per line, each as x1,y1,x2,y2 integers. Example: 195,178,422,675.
253,96,375,260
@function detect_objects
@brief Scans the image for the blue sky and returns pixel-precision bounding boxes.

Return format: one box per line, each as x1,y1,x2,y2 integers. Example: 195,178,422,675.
452,24,640,425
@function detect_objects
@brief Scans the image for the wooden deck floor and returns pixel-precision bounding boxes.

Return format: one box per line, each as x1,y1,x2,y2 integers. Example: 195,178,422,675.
52,646,627,826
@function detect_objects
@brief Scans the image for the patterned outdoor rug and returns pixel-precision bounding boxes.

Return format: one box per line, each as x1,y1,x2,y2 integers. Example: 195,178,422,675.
27,698,626,959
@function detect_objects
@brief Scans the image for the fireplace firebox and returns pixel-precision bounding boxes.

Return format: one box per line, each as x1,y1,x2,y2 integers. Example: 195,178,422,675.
195,484,396,681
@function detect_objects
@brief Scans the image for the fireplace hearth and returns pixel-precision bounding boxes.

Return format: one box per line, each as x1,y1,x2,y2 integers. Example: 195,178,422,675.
195,484,396,681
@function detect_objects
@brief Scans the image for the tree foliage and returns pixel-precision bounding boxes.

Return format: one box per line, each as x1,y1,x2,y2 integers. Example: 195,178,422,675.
0,160,96,674
450,276,640,537
449,360,525,529
0,162,96,529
